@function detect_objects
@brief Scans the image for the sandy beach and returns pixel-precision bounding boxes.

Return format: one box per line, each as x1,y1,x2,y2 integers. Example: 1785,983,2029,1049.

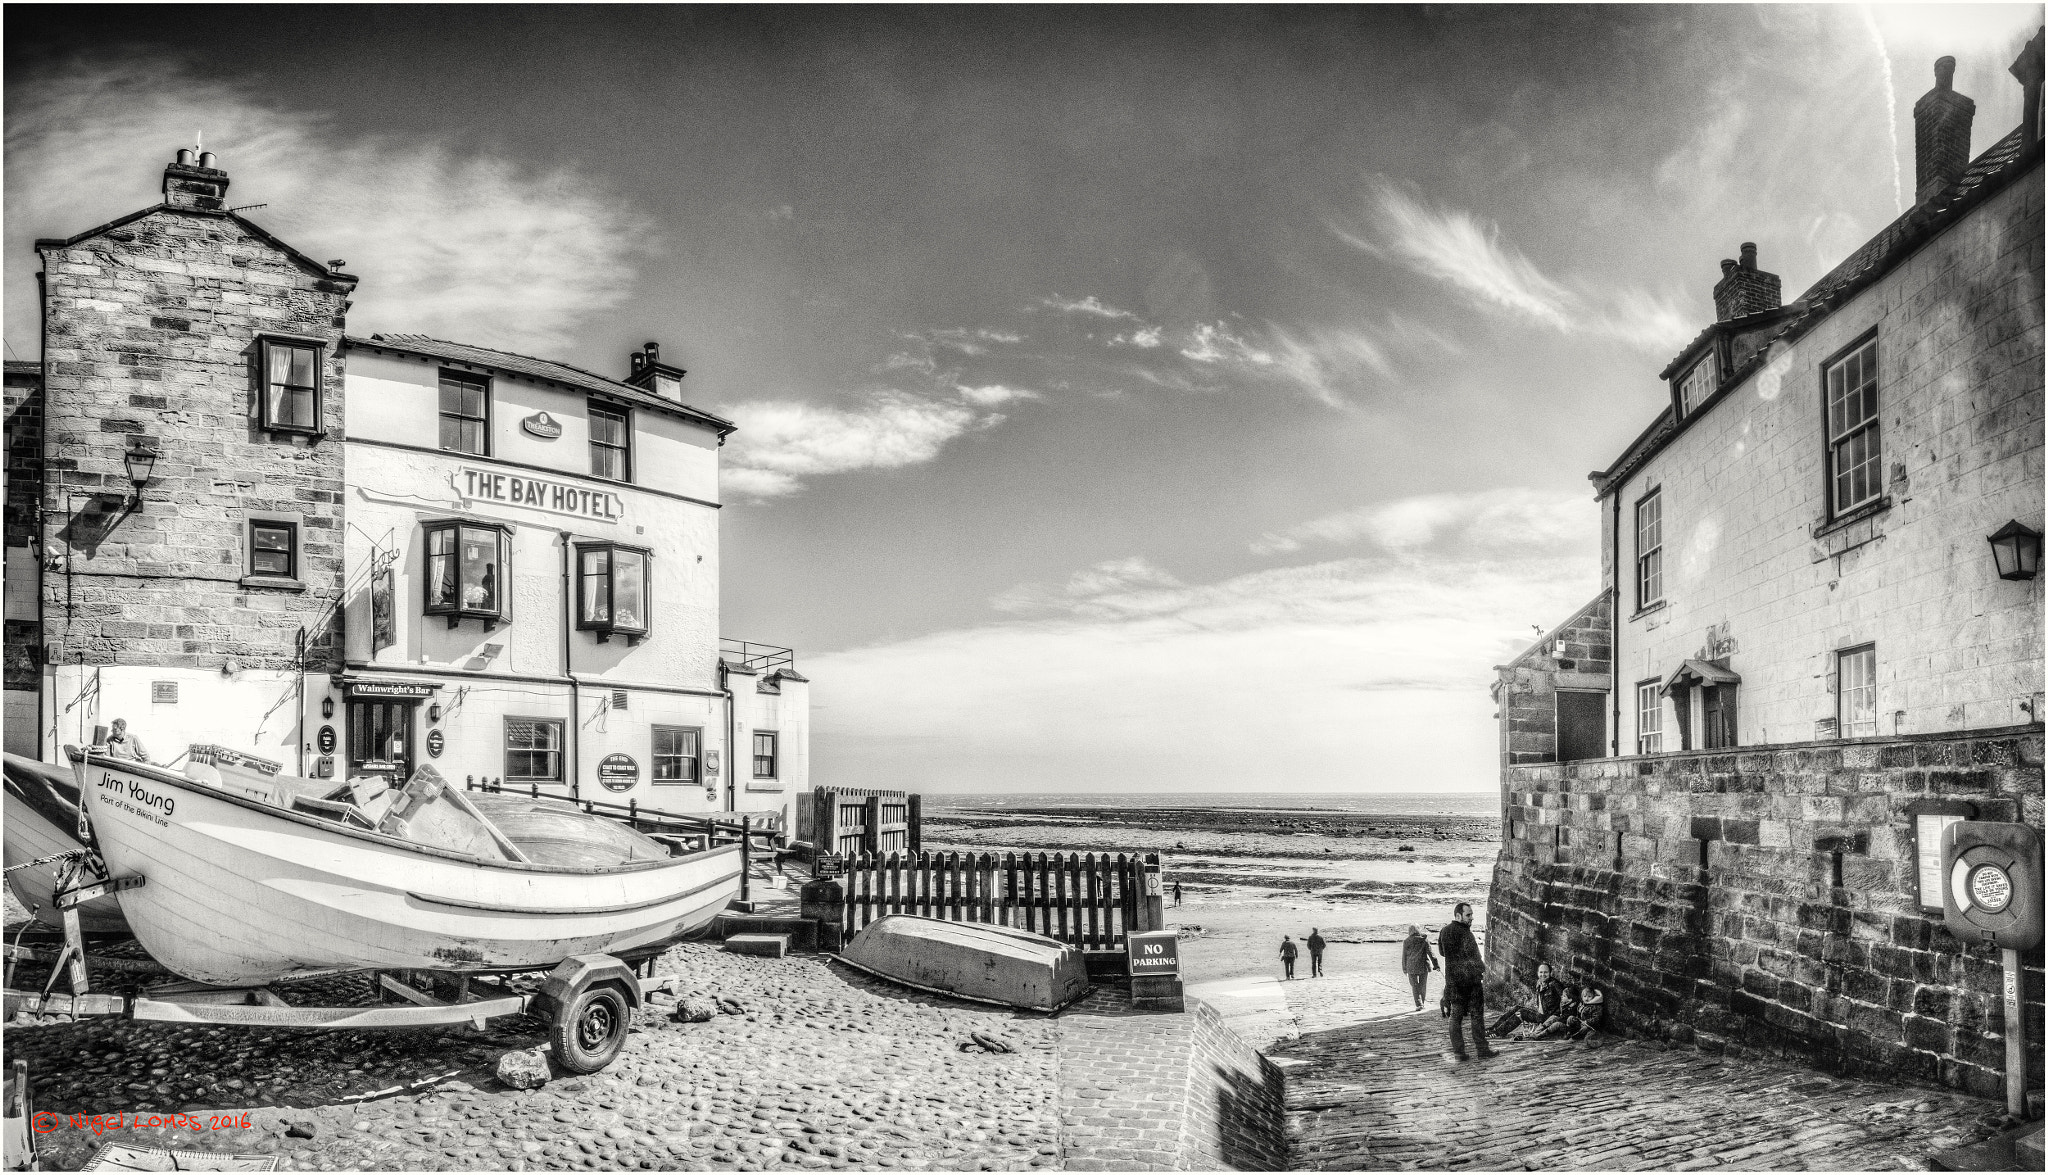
922,794,1500,1040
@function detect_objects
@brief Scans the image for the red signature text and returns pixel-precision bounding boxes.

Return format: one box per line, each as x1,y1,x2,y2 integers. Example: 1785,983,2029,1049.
30,1112,253,1135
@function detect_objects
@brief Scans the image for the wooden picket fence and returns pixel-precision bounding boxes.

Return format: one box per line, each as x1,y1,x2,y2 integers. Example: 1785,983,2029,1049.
840,850,1157,953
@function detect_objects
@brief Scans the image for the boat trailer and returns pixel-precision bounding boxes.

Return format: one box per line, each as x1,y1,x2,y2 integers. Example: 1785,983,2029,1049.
4,861,670,1075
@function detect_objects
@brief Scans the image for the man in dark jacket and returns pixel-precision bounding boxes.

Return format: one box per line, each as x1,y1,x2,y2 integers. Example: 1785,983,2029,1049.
1401,924,1439,1011
1306,929,1327,978
1279,935,1299,980
1437,902,1495,1063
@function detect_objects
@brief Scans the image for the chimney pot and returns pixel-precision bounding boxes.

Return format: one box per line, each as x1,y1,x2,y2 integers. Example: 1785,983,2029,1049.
1720,259,1738,276
643,341,660,364
175,148,195,166
631,352,646,373
197,151,217,169
1914,55,1977,205
1739,242,1758,271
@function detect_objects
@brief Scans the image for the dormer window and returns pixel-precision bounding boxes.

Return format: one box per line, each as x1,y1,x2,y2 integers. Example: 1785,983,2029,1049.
1677,351,1718,415
576,542,650,643
424,520,511,628
258,337,323,434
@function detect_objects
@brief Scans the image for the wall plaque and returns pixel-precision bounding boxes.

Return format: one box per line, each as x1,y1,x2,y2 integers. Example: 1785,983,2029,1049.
426,729,446,758
521,411,564,439
597,753,639,791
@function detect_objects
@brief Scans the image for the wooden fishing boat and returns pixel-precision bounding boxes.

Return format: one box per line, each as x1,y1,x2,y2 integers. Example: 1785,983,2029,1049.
4,753,128,932
836,914,1090,1013
66,747,741,987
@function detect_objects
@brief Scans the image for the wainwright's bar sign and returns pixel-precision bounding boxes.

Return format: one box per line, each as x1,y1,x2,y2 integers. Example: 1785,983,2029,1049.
456,467,621,524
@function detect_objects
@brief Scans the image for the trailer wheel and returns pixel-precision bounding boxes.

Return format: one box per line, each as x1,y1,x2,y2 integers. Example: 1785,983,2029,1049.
548,982,631,1074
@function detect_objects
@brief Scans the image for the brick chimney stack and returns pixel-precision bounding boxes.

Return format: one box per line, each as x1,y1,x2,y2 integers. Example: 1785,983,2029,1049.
162,147,229,212
1712,241,1782,321
1914,57,1977,206
2012,29,2044,145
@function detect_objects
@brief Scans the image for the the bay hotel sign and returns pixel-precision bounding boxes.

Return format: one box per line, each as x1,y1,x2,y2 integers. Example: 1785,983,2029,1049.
454,467,622,524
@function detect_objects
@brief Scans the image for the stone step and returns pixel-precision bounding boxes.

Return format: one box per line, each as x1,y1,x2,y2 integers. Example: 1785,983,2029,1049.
713,913,818,951
724,933,790,959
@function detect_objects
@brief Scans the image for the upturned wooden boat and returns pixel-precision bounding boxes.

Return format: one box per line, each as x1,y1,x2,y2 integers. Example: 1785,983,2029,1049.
4,753,129,932
67,747,741,986
836,914,1090,1012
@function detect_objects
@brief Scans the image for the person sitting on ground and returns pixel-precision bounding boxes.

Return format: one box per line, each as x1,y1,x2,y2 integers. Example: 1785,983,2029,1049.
1566,985,1605,1039
1492,961,1564,1037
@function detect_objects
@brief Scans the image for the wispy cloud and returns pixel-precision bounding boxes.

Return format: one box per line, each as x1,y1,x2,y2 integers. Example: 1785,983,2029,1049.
718,392,983,499
1337,179,1691,352
5,58,652,355
810,548,1599,792
955,383,1039,407
1039,294,1136,319
1178,320,1390,409
1108,326,1164,349
1252,488,1594,556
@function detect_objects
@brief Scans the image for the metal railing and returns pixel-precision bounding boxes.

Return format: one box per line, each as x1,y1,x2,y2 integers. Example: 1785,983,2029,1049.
719,639,796,673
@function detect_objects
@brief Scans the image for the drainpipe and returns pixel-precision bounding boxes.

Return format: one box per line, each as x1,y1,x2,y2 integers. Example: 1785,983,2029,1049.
295,626,307,775
720,662,737,814
559,532,580,800
1610,481,1623,757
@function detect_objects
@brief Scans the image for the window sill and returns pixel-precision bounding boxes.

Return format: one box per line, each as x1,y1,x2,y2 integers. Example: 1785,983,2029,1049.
239,575,305,592
1813,497,1892,540
745,780,784,792
261,426,329,444
1628,601,1668,622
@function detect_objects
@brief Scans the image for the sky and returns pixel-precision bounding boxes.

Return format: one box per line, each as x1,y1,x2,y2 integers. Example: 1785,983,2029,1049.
6,4,2041,794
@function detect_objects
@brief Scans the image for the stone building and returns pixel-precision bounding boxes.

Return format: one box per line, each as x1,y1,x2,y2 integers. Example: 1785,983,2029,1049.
1487,42,2045,1099
10,149,810,830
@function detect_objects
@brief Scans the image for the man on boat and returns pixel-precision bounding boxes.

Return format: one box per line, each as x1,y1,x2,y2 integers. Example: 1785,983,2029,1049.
106,718,152,763
1438,901,1495,1064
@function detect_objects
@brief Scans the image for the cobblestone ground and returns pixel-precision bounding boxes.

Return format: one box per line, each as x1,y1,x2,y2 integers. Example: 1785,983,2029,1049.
1273,1010,2010,1172
7,942,1063,1172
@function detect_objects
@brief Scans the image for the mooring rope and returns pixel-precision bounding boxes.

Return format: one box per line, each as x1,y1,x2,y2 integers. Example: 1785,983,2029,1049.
1,849,87,876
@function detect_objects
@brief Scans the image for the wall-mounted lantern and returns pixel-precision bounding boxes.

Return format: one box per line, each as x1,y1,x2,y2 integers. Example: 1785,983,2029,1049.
123,441,159,502
428,702,443,723
1987,520,2042,581
320,696,335,719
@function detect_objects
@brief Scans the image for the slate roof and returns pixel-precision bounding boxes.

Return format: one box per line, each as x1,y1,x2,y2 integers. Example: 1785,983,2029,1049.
1594,125,2041,498
348,334,736,439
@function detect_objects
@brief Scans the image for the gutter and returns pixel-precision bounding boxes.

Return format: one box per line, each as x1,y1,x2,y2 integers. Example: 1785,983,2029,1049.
1610,489,1623,756
720,663,737,814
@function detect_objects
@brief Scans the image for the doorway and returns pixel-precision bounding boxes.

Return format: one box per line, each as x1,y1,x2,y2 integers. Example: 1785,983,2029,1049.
347,700,416,781
1556,689,1607,762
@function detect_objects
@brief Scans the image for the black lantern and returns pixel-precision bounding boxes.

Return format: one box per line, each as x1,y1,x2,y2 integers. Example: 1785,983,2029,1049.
1987,520,2042,581
320,696,335,719
428,702,443,723
123,441,159,500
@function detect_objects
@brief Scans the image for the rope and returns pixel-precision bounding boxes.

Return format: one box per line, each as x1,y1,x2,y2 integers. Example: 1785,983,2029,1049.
2,849,87,877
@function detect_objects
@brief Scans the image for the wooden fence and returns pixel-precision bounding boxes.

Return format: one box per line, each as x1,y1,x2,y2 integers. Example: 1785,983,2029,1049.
799,788,920,858
840,850,1160,953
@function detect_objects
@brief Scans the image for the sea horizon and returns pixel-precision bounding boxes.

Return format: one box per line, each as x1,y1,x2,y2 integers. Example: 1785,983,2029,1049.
925,789,1500,819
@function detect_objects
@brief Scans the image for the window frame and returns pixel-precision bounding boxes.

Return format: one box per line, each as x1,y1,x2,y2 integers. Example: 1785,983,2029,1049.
247,518,298,580
752,729,779,780
574,541,652,643
1677,350,1718,416
422,519,513,628
1635,487,1664,611
504,716,565,784
257,335,325,436
589,401,633,484
652,724,702,784
1822,332,1883,519
1837,644,1878,738
437,369,491,457
1636,679,1664,755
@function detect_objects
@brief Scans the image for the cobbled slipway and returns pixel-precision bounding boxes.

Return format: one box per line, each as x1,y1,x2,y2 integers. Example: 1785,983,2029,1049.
8,941,1063,1171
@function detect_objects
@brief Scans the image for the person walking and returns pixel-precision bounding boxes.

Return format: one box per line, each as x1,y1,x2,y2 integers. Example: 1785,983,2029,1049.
1279,935,1299,980
1438,902,1495,1063
1172,881,1182,907
1401,924,1439,1011
106,718,152,763
1306,928,1327,978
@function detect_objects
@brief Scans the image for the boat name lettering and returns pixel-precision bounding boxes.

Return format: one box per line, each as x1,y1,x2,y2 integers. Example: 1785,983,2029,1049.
457,467,621,524
99,772,175,817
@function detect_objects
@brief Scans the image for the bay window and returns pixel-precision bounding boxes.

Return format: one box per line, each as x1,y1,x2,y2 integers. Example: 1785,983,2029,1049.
576,542,650,643
424,520,511,627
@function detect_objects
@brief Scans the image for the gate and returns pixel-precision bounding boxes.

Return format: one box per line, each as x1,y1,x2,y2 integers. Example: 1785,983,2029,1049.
840,850,1160,953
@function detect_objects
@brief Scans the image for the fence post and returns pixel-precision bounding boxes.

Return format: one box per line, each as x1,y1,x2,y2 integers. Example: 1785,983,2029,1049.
740,815,752,904
1141,853,1163,932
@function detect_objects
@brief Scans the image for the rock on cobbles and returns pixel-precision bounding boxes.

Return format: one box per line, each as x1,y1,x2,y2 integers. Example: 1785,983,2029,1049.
7,942,1063,1171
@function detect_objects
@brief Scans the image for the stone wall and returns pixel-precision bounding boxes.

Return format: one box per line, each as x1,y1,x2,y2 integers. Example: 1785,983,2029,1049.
1180,997,1286,1172
5,363,44,694
1493,591,1614,768
1485,724,2044,1099
36,201,354,674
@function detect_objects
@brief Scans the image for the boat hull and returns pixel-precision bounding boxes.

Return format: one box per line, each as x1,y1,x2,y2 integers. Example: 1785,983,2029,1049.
4,754,128,932
72,751,741,986
838,915,1090,1012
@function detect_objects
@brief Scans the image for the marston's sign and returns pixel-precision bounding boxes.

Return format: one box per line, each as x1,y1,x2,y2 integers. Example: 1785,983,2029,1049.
344,679,442,700
456,468,621,524
521,411,564,439
426,729,446,758
597,753,639,792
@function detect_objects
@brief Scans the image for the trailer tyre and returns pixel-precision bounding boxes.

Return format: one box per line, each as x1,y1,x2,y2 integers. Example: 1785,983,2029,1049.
549,982,631,1074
